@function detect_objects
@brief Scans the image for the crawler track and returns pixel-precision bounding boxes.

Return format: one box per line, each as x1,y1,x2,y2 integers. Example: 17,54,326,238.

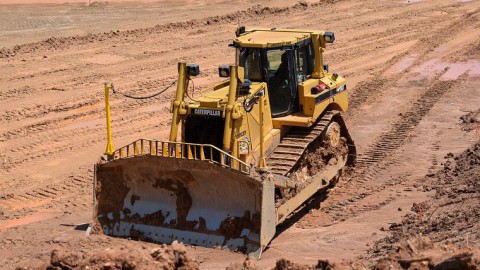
267,110,356,177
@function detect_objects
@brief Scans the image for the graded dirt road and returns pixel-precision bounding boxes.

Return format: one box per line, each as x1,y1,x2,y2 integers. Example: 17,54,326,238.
0,0,314,48
0,0,479,268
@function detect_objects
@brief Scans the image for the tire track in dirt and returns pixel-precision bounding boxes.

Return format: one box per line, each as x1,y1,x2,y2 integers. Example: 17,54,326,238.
0,29,229,109
0,168,93,217
304,5,480,224
0,82,220,214
0,25,228,108
0,114,165,175
347,86,470,200
2,2,462,134
1,75,221,183
1,1,469,123
0,3,319,59
319,75,465,222
347,6,480,114
355,77,459,170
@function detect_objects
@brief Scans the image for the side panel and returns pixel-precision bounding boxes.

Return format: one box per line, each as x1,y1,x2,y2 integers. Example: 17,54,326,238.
298,76,348,119
299,78,321,116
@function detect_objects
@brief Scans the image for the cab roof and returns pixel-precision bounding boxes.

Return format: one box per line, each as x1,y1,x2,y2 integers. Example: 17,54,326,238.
233,28,324,48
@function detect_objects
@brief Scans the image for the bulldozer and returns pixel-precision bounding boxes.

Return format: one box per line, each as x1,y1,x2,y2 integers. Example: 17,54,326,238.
94,27,356,259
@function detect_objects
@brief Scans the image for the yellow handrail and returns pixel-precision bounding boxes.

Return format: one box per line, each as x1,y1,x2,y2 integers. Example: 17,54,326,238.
110,139,250,174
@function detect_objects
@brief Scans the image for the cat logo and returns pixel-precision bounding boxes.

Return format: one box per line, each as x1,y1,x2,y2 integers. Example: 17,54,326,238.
192,108,222,117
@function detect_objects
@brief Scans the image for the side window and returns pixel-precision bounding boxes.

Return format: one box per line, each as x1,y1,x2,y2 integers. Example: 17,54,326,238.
267,50,284,73
296,45,309,82
266,49,293,117
240,49,263,82
306,43,315,74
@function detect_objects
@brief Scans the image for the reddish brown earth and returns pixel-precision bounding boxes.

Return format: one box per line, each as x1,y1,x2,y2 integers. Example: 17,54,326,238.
28,240,199,270
1,0,480,269
366,141,480,269
372,142,480,256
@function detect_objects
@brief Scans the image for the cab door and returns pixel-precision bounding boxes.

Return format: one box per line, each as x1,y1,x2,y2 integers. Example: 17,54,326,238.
265,49,297,117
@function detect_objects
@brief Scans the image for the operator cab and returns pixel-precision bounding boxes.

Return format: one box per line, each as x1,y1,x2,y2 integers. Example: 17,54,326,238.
233,29,317,118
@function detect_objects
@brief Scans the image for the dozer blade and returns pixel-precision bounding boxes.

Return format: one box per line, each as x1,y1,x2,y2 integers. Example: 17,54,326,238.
94,155,275,258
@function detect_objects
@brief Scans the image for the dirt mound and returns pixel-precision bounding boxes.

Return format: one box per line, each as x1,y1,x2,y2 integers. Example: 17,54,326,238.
225,239,479,270
22,241,198,270
373,236,479,270
372,141,480,256
460,109,480,132
227,258,336,270
272,259,334,270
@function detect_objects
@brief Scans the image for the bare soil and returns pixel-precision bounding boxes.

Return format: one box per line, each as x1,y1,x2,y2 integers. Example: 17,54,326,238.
20,240,198,270
1,0,480,269
460,109,480,132
372,141,480,258
371,236,479,270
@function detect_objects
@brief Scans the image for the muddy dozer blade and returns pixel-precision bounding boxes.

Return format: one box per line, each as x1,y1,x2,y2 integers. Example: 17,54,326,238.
94,155,275,258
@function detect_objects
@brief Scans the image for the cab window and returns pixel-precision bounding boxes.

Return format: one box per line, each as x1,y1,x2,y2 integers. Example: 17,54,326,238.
295,43,315,82
266,49,293,117
239,48,263,82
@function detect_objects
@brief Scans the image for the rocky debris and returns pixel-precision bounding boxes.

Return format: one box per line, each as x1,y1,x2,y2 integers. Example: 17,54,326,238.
227,258,336,270
372,142,480,257
372,236,479,270
460,109,480,132
23,241,198,270
226,257,258,270
273,259,334,270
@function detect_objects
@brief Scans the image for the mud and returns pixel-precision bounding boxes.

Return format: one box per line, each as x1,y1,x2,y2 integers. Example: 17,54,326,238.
283,129,349,204
460,109,480,132
28,241,199,270
227,257,337,270
94,163,130,216
372,142,480,256
296,137,348,178
93,162,131,234
126,210,166,228
95,158,198,232
372,236,479,270
218,210,261,243
152,175,194,229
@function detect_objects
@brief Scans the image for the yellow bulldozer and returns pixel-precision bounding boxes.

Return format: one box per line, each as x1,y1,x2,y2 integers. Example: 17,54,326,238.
93,27,356,259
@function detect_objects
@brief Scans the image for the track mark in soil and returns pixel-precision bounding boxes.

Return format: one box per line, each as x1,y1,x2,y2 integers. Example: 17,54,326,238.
0,170,92,219
355,77,460,172
319,76,463,223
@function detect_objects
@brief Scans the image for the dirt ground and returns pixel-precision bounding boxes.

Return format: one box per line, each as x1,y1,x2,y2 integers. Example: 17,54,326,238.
1,0,480,269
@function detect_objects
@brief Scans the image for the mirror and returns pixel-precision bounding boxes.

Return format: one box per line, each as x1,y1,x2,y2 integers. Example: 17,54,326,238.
323,32,335,43
218,65,229,77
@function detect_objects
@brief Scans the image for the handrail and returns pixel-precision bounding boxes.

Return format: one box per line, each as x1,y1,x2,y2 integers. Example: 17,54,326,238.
110,139,250,174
